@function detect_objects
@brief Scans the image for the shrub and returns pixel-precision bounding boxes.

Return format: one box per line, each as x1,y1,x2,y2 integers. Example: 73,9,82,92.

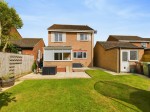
32,61,37,72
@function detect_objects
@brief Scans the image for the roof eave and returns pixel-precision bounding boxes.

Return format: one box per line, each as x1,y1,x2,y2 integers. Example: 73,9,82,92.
47,29,96,33
106,47,144,50
119,40,150,42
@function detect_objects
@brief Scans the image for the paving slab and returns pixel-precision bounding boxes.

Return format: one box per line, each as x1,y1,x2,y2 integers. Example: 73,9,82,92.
19,72,91,80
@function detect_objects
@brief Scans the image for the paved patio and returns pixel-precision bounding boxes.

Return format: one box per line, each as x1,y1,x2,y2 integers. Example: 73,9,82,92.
19,72,91,80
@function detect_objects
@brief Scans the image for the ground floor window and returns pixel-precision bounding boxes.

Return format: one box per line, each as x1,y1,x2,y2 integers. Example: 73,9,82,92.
54,52,71,60
74,52,87,59
130,51,138,61
54,53,62,60
44,49,71,61
121,50,138,62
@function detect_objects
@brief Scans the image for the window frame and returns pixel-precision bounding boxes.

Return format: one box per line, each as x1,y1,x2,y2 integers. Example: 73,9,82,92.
129,50,138,61
54,32,63,42
73,52,87,59
80,33,88,41
141,43,147,48
54,53,63,60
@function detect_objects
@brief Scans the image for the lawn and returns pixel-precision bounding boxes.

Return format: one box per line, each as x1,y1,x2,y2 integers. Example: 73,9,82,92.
0,70,150,112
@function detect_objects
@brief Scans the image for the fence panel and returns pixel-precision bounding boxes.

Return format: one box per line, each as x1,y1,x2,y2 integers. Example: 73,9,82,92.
0,52,34,77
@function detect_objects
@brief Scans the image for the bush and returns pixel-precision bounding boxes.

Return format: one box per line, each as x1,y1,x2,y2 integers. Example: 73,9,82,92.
32,61,37,72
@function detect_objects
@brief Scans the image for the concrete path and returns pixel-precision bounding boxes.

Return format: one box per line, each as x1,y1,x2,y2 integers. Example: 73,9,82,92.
90,67,131,75
19,72,91,80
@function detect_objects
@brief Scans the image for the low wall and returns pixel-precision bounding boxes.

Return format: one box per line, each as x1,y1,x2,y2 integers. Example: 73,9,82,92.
0,52,34,77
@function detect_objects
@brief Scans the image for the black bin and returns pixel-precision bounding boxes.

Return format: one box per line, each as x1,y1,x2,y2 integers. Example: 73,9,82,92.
148,64,150,78
42,66,57,75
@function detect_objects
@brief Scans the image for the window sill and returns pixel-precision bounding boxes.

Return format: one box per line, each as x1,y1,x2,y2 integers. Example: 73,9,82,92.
53,41,64,43
73,58,87,60
128,60,139,62
44,60,72,62
79,40,89,42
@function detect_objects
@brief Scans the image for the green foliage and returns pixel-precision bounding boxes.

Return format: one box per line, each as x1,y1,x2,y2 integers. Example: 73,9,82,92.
1,74,14,80
0,2,23,52
32,61,37,72
7,44,18,53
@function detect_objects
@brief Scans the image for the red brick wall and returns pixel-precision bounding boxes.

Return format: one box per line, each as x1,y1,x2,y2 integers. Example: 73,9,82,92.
57,68,66,72
21,40,45,60
94,43,119,72
48,32,94,67
10,27,22,39
131,42,150,48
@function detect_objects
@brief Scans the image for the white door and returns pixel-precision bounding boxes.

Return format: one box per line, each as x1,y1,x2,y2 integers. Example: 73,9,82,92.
121,50,130,72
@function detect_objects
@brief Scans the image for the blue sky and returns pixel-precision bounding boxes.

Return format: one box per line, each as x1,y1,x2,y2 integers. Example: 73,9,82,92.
6,0,150,45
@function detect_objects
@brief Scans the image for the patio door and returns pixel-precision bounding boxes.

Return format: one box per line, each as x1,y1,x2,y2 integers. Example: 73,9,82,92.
121,50,130,72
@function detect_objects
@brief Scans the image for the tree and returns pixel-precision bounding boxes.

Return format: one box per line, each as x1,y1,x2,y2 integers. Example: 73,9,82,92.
0,2,23,52
0,0,5,46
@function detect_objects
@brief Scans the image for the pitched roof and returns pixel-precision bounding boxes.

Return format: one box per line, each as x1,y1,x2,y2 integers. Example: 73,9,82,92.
47,24,94,31
143,38,150,41
108,35,148,42
12,38,43,48
97,41,142,50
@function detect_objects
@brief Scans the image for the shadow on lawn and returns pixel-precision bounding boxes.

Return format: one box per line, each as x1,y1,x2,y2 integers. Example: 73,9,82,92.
94,81,150,112
0,92,16,110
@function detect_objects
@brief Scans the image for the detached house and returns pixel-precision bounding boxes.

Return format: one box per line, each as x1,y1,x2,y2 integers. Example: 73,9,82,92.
43,24,96,72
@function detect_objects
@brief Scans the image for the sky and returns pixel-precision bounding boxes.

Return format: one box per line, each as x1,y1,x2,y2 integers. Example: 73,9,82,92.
5,0,150,45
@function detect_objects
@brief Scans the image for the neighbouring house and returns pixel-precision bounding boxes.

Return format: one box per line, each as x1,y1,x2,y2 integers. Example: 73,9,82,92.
107,35,150,62
43,24,96,72
107,35,150,48
13,38,45,60
10,27,22,39
94,41,144,73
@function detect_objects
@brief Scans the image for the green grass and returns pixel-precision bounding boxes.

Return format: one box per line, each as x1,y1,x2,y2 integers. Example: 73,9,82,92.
0,70,150,112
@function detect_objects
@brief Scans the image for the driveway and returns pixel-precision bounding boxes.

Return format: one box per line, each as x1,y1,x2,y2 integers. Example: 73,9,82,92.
19,72,91,80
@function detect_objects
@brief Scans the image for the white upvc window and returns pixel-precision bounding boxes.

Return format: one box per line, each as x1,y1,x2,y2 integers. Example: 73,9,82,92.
141,43,147,48
73,52,87,59
44,49,71,61
129,50,138,61
80,34,88,41
55,33,62,42
77,33,91,41
51,32,66,42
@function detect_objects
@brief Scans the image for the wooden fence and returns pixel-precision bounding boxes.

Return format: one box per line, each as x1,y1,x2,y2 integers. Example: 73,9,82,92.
0,52,34,77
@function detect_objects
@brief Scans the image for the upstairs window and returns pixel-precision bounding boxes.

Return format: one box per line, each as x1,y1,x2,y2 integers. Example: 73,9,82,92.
80,34,88,41
141,43,147,48
54,33,63,42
